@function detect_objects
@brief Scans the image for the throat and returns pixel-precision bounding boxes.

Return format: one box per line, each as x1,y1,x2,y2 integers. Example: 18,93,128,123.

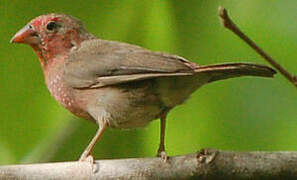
31,42,73,71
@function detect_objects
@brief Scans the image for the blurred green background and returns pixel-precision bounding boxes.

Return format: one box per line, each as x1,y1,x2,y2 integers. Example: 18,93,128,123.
0,0,296,164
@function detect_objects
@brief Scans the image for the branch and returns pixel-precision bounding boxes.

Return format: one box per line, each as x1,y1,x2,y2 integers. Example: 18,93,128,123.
218,6,297,88
2,149,297,179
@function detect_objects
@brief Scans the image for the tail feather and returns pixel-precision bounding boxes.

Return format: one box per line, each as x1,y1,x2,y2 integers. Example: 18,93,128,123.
194,63,276,82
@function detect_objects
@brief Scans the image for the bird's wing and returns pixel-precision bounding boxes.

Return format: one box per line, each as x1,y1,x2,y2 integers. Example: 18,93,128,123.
64,39,198,88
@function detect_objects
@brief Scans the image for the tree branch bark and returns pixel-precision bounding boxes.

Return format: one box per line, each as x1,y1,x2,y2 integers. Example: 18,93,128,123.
218,6,297,88
2,149,297,179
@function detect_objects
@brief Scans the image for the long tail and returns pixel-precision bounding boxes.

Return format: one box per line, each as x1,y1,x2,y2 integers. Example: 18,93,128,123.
194,63,276,82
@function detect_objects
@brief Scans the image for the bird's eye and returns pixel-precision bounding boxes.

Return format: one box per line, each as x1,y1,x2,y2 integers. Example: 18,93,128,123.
46,21,58,31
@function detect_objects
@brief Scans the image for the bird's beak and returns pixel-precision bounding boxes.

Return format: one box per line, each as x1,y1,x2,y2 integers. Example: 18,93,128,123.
10,25,40,44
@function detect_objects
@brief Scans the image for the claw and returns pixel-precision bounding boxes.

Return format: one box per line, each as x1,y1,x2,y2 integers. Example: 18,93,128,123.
157,151,169,162
79,154,98,173
160,151,169,162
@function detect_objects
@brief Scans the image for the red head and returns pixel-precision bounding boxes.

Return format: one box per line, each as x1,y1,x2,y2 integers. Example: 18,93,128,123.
11,14,95,67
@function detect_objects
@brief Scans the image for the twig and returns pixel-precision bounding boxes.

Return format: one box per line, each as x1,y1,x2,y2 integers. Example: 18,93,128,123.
218,6,297,88
2,150,297,179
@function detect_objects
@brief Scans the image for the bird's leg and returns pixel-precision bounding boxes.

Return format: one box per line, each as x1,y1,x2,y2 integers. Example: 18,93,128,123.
157,111,169,162
79,121,107,162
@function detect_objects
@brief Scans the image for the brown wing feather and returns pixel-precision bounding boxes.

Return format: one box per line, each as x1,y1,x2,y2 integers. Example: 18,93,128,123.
195,63,276,82
64,39,196,88
64,39,276,89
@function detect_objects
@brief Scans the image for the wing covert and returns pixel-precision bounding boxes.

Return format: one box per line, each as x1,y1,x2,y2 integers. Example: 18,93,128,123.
64,39,197,88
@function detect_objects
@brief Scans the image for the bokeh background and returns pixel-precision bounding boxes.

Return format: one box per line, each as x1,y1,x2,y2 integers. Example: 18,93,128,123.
0,0,296,164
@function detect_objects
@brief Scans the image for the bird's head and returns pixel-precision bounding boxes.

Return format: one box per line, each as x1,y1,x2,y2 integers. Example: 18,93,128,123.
11,14,95,66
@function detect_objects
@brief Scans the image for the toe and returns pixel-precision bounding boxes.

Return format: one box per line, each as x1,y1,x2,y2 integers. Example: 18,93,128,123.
79,153,93,162
79,155,98,173
157,151,169,162
160,151,168,162
79,154,94,163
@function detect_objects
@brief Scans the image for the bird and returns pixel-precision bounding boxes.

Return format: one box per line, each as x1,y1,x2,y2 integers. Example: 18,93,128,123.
11,13,276,162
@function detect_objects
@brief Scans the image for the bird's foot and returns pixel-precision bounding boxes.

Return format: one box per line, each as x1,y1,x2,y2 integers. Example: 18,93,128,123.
79,153,94,163
157,151,169,162
79,153,98,173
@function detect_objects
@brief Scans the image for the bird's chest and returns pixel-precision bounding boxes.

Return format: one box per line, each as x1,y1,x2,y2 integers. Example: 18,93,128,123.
46,73,73,108
45,71,90,120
